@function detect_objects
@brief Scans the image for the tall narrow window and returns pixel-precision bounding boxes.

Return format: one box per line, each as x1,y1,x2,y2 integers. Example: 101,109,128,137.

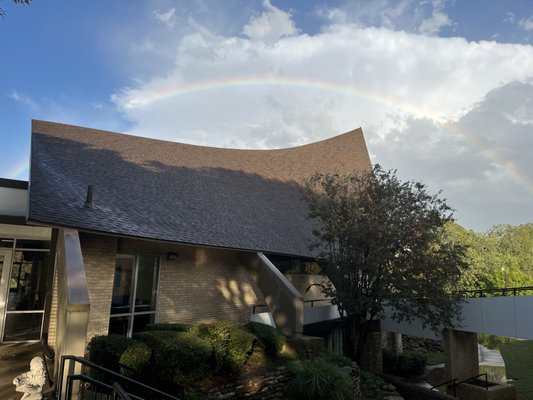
109,254,159,337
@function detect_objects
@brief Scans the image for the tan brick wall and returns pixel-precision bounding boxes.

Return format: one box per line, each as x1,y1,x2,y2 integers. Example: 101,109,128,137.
47,260,59,349
119,238,262,325
48,233,264,350
443,329,479,381
79,233,118,344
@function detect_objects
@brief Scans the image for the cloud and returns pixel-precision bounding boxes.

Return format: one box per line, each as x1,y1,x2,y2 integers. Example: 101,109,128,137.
503,12,515,24
153,8,177,30
110,3,533,230
370,81,533,229
519,16,533,32
418,0,453,35
316,0,453,35
242,0,298,42
9,90,38,110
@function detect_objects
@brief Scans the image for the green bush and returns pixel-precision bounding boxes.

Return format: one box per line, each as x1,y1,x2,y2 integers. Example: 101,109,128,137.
383,349,427,377
145,323,188,332
319,351,353,367
87,334,140,372
245,322,286,357
190,322,256,370
287,359,354,400
135,330,212,386
119,341,151,378
360,370,384,400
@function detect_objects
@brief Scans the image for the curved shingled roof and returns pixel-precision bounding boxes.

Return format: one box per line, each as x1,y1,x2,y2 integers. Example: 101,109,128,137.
28,120,372,257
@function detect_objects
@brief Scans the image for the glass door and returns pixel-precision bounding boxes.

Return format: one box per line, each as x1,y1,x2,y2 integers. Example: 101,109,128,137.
0,249,13,340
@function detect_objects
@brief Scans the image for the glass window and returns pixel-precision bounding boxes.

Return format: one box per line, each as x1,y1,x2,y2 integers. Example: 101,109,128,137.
15,239,51,250
111,256,134,315
134,256,158,313
3,312,43,341
109,254,159,337
0,238,14,248
8,251,47,311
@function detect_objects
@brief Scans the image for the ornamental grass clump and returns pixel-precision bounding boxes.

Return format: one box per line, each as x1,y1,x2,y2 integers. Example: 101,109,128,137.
287,358,355,400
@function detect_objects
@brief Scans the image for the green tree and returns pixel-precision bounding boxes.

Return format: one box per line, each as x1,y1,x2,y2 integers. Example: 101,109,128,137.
0,0,31,18
446,223,533,292
304,165,468,362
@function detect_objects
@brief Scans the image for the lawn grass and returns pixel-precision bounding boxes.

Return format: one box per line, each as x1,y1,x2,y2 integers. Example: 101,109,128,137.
426,351,446,365
499,340,533,400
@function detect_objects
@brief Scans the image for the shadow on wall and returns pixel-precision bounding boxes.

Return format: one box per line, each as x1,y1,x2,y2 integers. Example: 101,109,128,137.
155,245,265,325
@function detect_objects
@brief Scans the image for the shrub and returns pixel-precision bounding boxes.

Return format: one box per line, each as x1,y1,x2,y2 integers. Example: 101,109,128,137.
87,334,140,372
383,349,427,377
245,322,286,357
119,341,151,378
319,351,352,367
135,330,212,386
287,359,355,400
190,322,256,370
144,323,188,332
360,370,384,400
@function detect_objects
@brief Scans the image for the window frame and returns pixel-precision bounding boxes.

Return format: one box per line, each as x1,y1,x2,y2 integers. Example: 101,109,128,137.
109,253,161,337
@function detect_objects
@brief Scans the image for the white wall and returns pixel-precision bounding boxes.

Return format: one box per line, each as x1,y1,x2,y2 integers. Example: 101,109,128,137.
381,296,533,340
0,187,27,216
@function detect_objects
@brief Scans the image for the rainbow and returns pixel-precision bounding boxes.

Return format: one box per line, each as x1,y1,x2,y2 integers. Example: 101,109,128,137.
121,75,533,195
5,154,29,181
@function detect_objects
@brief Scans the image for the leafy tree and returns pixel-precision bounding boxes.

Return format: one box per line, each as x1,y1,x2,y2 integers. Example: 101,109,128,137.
446,222,533,292
303,165,468,362
0,0,31,18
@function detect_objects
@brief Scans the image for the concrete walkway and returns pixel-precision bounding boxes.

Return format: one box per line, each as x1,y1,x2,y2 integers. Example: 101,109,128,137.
0,343,48,400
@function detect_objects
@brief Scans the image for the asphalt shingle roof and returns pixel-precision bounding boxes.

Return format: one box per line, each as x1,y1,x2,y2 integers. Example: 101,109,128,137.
28,120,372,257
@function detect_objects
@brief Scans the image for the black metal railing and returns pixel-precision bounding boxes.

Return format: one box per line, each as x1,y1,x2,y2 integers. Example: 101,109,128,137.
430,377,457,394
459,286,533,298
252,303,268,314
113,382,134,400
252,299,334,313
303,298,333,307
431,373,489,397
57,355,180,400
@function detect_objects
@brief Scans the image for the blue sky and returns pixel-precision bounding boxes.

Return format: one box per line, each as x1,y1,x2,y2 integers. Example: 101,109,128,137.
1,0,532,231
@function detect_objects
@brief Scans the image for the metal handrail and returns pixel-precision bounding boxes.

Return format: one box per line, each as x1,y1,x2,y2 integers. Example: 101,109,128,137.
455,373,489,390
57,355,179,400
113,381,134,400
430,377,457,393
458,286,533,298
433,373,489,397
252,303,268,314
303,298,333,307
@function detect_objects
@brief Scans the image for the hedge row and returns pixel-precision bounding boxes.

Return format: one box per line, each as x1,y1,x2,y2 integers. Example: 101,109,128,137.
87,321,285,388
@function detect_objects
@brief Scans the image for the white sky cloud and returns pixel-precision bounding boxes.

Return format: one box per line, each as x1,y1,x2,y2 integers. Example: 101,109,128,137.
418,0,453,35
108,2,533,231
153,8,177,30
9,90,38,110
242,0,298,42
518,16,533,32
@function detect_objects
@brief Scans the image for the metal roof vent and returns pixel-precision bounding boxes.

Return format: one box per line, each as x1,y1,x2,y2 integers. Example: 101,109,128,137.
85,185,94,208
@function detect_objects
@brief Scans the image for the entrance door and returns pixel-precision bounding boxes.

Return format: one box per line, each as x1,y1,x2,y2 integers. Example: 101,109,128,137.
0,249,13,339
1,250,47,342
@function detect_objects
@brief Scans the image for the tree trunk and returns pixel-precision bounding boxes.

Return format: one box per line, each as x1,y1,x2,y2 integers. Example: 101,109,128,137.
343,314,372,364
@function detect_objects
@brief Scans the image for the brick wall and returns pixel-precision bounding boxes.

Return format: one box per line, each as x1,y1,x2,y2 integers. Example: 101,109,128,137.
47,261,58,349
48,232,266,350
443,329,479,381
79,233,118,344
119,238,262,325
